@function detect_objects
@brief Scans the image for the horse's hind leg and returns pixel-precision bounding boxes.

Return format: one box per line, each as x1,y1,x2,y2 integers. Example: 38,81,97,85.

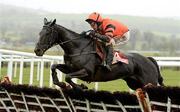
65,68,89,90
147,57,164,86
65,75,88,90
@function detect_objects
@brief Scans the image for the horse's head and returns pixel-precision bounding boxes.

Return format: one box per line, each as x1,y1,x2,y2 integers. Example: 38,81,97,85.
34,18,58,56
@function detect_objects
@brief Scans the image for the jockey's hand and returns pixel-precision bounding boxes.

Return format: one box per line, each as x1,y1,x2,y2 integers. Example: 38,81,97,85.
89,30,97,38
89,30,95,36
89,31,103,39
81,30,94,36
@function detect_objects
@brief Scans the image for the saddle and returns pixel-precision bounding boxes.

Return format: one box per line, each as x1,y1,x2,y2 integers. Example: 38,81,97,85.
95,41,129,64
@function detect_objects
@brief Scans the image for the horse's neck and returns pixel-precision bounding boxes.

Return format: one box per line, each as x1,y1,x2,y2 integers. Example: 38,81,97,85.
56,25,78,41
56,25,83,54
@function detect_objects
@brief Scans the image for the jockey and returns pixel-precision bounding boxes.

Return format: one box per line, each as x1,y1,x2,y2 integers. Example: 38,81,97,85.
86,12,130,71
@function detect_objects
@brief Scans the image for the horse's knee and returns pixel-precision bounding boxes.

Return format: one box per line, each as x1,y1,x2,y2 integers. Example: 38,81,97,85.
51,64,57,71
53,81,58,85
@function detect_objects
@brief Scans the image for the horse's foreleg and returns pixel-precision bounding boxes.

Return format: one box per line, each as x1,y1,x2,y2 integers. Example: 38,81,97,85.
51,70,66,88
52,64,72,74
51,64,70,88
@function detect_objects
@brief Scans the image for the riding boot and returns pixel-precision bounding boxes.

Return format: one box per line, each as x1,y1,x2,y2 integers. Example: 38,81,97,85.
105,45,113,71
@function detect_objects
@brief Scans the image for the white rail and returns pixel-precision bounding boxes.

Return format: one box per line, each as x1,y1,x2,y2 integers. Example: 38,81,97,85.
154,57,180,67
0,49,180,89
0,49,63,87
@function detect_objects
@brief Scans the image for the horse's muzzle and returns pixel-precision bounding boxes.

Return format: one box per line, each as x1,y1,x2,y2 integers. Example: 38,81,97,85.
34,48,44,56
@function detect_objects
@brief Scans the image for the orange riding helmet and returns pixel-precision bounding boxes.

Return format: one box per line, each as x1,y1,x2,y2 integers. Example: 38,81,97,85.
86,12,103,23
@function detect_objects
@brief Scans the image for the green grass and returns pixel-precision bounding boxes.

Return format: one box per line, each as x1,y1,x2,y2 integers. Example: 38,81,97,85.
0,66,180,92
0,65,51,87
161,69,180,86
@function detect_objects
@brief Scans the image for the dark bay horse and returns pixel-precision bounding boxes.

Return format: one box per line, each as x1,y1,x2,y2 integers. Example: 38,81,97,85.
34,18,164,90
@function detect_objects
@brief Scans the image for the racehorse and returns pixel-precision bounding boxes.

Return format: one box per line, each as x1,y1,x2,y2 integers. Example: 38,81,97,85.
34,18,164,90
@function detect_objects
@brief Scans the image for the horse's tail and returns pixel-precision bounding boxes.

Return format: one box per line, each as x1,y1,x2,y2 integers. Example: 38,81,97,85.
147,57,164,86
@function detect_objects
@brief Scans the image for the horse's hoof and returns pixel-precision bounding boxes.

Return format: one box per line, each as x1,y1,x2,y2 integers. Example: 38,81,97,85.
57,82,67,89
65,84,72,90
144,83,154,88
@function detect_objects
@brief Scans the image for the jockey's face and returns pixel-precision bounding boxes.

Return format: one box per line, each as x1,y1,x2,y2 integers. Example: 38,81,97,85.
90,21,98,31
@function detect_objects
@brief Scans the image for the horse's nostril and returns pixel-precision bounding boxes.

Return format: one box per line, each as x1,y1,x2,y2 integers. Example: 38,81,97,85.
37,49,40,52
34,48,40,53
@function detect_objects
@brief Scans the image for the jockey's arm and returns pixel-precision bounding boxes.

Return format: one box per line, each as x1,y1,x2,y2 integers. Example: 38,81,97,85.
95,24,115,43
94,33,110,42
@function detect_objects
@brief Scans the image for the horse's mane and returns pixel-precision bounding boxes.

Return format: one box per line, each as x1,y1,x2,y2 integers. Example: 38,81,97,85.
56,24,80,36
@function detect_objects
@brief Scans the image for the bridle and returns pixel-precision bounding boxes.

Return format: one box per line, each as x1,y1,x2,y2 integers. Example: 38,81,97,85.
43,25,83,46
40,24,96,57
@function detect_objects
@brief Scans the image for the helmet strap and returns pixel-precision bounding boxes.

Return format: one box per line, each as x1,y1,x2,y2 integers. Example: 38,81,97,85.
97,22,102,31
96,13,100,22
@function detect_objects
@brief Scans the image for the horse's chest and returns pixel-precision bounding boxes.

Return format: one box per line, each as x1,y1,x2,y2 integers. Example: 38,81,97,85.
65,57,84,68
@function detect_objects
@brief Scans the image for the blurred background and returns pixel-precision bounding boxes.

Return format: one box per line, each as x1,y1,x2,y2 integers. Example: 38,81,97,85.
0,0,180,91
0,0,180,56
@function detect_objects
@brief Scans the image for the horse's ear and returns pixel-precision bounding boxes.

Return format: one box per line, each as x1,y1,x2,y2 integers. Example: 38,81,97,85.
50,19,56,26
44,18,48,25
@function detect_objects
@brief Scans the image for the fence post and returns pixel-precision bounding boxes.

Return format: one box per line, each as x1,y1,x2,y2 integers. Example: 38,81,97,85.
19,56,24,84
167,97,171,112
136,88,152,112
13,62,17,78
40,58,44,87
29,57,34,85
7,55,13,81
37,62,40,81
49,60,54,87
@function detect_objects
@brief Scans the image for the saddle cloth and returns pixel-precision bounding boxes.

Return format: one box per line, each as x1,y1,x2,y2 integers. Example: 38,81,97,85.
112,51,129,64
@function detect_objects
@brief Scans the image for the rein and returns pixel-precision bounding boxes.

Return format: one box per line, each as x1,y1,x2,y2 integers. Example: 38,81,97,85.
57,29,96,57
59,30,92,45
